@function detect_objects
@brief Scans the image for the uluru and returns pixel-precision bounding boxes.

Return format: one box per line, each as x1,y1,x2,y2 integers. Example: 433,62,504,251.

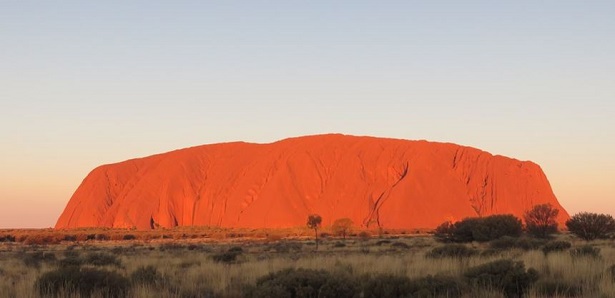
55,134,569,230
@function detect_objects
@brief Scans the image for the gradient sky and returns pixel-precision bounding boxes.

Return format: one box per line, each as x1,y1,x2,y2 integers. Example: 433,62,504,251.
1,1,614,228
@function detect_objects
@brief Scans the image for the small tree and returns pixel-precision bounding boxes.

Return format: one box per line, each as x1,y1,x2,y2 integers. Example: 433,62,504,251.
331,218,353,240
307,214,322,250
524,204,560,238
566,212,615,241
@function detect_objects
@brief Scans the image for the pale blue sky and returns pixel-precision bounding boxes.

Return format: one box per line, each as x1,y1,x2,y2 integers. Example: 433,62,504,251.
1,1,614,227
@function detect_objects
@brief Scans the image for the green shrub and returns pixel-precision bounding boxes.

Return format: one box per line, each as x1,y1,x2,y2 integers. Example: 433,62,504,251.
36,267,129,298
63,235,78,242
319,273,359,298
250,268,333,298
434,221,457,242
21,252,57,269
570,245,601,258
158,243,185,251
84,252,122,267
533,278,583,297
59,256,83,268
406,275,466,297
464,260,538,298
566,212,615,241
228,246,244,253
123,234,136,240
0,234,16,242
130,265,168,288
212,251,239,264
59,251,122,268
426,244,479,259
212,248,243,264
95,234,110,241
542,241,572,255
270,241,302,253
473,215,523,242
363,274,411,298
110,246,131,255
333,242,346,248
435,215,523,243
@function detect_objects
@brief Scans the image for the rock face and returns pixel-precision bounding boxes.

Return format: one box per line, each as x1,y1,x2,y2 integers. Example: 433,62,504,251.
55,134,569,230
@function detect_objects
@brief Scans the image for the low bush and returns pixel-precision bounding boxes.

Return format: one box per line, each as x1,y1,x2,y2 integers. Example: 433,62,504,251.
130,265,168,288
212,251,239,264
249,268,335,297
228,246,244,254
21,252,57,269
406,275,466,297
333,242,346,248
212,247,243,264
426,244,479,259
158,243,185,251
24,235,61,245
84,252,122,267
542,241,572,255
464,260,538,298
363,274,412,298
435,214,523,243
59,256,83,268
362,273,465,297
270,241,302,253
566,212,615,241
533,278,583,297
434,221,456,242
123,234,136,240
319,272,359,298
36,267,129,298
473,215,524,242
95,234,110,241
570,245,601,259
63,235,77,242
0,234,16,242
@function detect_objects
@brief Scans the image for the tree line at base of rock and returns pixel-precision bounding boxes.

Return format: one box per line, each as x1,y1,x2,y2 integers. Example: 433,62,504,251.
433,204,615,242
302,204,615,246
